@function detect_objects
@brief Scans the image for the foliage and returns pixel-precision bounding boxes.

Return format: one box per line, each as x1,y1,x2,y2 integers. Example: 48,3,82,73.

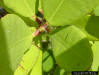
0,0,99,75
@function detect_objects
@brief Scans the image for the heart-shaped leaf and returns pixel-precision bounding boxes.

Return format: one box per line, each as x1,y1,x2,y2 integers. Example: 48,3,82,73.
0,14,32,75
42,0,98,26
51,26,93,71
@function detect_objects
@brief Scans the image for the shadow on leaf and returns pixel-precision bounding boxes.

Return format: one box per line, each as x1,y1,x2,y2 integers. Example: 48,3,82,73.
0,21,13,75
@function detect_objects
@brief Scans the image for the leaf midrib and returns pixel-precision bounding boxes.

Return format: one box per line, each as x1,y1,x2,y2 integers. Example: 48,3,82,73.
24,0,33,16
49,0,65,22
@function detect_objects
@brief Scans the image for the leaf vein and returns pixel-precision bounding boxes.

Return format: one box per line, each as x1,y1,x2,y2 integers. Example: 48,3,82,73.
49,0,65,21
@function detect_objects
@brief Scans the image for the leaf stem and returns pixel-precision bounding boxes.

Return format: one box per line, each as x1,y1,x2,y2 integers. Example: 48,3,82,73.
32,23,49,37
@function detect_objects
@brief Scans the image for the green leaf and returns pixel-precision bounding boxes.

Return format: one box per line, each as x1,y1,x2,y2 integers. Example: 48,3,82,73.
51,26,93,71
38,0,42,11
53,67,67,75
3,0,39,18
42,0,99,26
43,50,54,72
0,14,32,75
0,1,3,6
91,41,99,71
14,45,40,75
94,5,99,16
53,67,71,75
30,50,42,75
0,0,39,27
73,15,99,40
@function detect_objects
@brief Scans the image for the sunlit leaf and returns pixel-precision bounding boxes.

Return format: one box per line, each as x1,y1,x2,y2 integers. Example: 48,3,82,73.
14,45,40,75
42,0,99,26
94,5,99,16
3,0,39,18
30,50,42,75
51,26,93,71
91,41,99,71
0,14,32,75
